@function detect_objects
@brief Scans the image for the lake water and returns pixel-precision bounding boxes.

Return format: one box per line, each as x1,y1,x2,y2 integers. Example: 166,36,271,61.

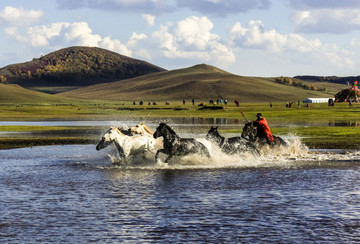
1,139,360,243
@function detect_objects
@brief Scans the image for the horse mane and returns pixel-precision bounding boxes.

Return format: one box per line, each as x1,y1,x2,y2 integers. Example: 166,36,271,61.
115,127,133,136
160,123,177,135
140,122,154,134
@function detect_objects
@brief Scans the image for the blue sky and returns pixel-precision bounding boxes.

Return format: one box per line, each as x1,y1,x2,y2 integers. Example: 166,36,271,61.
0,0,359,77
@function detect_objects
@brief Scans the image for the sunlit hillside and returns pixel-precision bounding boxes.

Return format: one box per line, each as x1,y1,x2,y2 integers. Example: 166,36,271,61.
0,83,76,104
0,46,165,89
59,64,336,102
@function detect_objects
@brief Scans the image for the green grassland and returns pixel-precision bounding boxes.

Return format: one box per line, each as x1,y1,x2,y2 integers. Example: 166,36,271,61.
0,101,359,149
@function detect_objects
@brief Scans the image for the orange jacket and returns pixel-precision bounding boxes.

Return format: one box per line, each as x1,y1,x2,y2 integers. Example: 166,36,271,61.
253,117,274,142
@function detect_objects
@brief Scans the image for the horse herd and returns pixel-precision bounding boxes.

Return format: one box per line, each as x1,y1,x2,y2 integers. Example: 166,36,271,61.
96,122,287,164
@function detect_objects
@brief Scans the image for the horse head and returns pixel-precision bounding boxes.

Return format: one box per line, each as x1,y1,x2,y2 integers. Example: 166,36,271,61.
96,127,123,150
241,122,257,141
130,122,154,135
153,123,166,139
131,124,145,135
153,123,177,139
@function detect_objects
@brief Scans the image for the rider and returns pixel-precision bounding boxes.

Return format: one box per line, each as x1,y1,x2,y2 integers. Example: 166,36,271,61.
252,113,274,144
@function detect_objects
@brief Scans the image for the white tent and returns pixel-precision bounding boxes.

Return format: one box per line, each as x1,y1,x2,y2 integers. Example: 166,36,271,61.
302,98,334,103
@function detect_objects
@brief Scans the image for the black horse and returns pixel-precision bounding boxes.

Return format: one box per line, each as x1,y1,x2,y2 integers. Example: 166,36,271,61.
206,127,259,155
241,122,287,148
153,123,211,163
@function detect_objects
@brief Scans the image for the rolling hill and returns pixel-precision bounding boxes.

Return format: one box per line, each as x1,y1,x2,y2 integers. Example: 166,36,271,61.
0,46,165,90
0,83,77,104
59,64,336,102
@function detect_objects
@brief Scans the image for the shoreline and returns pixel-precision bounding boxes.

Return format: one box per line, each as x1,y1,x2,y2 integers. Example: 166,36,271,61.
1,101,360,150
0,125,358,150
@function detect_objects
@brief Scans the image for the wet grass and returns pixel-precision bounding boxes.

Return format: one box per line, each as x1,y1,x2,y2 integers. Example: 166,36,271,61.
0,126,102,149
0,137,96,150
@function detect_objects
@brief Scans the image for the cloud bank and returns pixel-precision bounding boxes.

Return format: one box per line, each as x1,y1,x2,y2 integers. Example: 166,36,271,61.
6,21,131,56
128,16,236,68
0,6,43,26
289,0,360,33
229,20,353,68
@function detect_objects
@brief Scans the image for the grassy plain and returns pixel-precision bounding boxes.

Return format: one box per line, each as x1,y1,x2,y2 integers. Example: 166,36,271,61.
0,101,359,149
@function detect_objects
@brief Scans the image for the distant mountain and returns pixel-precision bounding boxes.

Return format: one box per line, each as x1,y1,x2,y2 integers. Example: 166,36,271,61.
294,75,360,84
0,46,166,90
59,64,335,102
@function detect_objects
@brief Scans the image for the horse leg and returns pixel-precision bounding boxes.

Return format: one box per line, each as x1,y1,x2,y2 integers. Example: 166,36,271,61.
164,154,173,163
155,149,167,163
115,145,126,160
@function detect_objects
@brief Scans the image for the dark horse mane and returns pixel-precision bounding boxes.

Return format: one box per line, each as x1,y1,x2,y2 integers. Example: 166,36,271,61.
206,126,259,155
159,123,177,135
118,127,133,136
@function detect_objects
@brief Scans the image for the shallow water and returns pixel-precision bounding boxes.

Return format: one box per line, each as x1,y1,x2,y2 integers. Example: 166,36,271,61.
1,141,360,243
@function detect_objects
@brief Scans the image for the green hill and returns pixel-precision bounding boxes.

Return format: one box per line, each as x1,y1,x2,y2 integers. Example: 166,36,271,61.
59,64,336,102
0,46,165,90
0,83,77,104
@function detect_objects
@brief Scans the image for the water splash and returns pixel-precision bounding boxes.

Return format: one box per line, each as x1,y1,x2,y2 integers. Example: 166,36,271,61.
101,134,316,169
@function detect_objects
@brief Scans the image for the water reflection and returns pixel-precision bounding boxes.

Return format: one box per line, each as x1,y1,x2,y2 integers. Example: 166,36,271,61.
1,145,360,242
0,118,241,127
0,118,360,129
328,120,360,127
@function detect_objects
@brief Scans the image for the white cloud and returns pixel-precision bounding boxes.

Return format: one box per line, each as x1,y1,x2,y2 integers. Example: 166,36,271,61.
129,16,235,68
142,14,155,26
100,36,131,56
0,6,43,26
350,38,360,48
291,9,360,33
229,20,353,68
6,21,131,56
287,0,360,33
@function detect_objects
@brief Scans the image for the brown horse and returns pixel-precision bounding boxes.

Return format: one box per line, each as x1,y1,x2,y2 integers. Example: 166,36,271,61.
241,122,287,148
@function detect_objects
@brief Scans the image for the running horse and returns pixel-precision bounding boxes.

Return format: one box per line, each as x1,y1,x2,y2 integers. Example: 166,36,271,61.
130,122,154,136
130,122,163,150
153,123,211,163
206,126,259,155
96,127,157,160
241,122,287,148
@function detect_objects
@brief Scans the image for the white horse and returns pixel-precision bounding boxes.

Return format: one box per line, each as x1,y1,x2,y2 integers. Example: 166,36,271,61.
130,122,163,149
130,122,154,135
96,127,157,161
